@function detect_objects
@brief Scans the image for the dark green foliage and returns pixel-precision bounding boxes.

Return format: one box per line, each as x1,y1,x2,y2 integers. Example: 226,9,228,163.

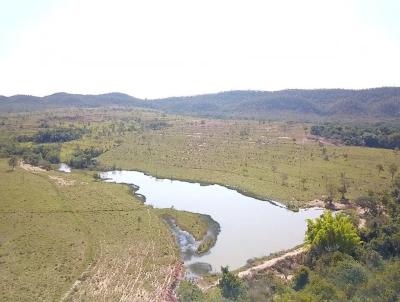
292,267,310,291
20,144,61,166
68,147,102,169
0,141,25,157
327,258,368,298
353,260,400,302
303,276,345,301
244,271,284,301
16,128,85,143
22,151,42,166
2,88,400,120
355,194,380,216
177,280,206,302
219,266,247,301
311,123,400,149
34,144,61,164
145,120,170,130
33,127,85,143
8,156,18,170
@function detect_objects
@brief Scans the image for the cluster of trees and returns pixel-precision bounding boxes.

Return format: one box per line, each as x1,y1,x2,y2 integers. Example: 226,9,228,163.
177,266,247,302
145,120,170,130
2,142,61,169
273,179,400,301
16,127,85,143
68,147,103,169
311,123,400,149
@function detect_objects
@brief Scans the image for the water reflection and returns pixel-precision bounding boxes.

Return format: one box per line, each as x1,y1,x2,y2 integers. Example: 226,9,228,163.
101,170,322,272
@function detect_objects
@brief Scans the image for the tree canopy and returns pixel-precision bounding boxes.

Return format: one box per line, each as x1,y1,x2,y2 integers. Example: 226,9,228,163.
305,211,361,255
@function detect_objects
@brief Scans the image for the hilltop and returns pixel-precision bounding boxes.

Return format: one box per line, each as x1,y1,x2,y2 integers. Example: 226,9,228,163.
1,87,400,121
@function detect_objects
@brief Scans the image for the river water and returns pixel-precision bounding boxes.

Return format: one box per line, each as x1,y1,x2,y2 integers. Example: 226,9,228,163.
59,163,71,173
100,170,322,273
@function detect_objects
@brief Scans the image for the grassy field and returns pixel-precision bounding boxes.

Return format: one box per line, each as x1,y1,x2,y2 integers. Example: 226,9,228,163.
1,108,399,301
0,158,210,301
1,108,398,207
96,114,399,206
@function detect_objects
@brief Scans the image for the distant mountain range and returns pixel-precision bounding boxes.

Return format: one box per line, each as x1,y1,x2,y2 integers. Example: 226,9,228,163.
1,88,400,121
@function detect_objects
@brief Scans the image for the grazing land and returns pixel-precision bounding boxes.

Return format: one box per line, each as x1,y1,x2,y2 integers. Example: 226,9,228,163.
0,157,210,301
1,108,398,207
1,106,400,301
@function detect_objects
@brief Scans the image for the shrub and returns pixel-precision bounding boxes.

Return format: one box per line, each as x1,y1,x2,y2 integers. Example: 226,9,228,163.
293,267,310,291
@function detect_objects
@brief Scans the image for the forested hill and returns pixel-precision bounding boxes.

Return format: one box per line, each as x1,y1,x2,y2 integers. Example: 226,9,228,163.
1,87,400,120
0,92,145,112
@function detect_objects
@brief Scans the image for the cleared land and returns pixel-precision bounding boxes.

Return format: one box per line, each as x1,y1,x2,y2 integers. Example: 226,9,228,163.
96,112,398,206
1,108,399,301
0,158,207,301
2,108,398,207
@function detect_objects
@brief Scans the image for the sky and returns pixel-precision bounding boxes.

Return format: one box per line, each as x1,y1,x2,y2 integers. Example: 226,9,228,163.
0,0,399,98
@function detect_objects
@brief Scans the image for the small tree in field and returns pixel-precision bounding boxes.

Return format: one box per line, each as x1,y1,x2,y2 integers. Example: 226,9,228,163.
323,183,336,208
376,164,384,175
301,177,307,191
338,172,349,202
305,211,361,255
389,163,398,181
8,156,18,171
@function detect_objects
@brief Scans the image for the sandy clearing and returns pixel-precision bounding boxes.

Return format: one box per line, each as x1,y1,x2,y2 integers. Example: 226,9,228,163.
19,162,46,173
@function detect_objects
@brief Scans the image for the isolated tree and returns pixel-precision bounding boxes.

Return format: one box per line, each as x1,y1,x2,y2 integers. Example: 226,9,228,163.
301,177,307,191
305,211,361,255
376,164,384,175
324,183,337,208
338,172,349,201
219,266,246,301
281,173,288,186
293,266,310,291
389,163,398,181
8,156,18,171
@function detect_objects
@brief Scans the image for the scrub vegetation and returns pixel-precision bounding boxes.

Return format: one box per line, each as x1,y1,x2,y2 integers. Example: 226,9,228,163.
2,108,399,206
0,158,207,301
1,106,400,301
177,179,400,301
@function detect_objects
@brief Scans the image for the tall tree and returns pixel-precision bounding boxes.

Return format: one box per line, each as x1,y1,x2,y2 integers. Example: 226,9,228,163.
389,163,398,181
219,266,246,301
8,156,18,171
376,164,384,175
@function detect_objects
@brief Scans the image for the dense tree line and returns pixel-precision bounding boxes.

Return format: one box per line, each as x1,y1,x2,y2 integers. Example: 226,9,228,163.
1,142,61,169
16,127,86,143
68,147,103,169
311,123,400,149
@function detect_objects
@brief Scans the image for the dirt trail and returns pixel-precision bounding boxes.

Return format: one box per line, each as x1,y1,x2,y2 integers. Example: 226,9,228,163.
19,162,46,173
238,247,305,278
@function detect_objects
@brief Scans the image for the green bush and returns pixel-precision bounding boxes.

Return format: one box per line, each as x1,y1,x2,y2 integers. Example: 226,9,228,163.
305,211,361,255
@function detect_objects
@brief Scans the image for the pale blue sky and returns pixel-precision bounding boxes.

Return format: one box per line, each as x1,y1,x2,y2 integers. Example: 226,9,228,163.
0,0,399,98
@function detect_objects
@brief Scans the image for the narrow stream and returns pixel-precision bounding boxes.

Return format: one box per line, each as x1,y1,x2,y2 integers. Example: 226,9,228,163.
100,170,323,274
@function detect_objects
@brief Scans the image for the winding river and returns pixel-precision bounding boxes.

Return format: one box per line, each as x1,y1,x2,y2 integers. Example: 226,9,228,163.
100,170,323,274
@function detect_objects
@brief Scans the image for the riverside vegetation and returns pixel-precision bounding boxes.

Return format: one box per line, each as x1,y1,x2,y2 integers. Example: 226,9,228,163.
2,108,399,206
0,106,399,301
